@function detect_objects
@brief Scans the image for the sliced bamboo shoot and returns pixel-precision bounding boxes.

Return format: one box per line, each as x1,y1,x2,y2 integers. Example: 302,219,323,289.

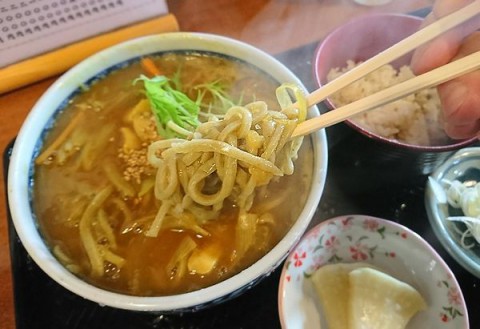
187,243,221,275
310,263,373,329
348,267,427,329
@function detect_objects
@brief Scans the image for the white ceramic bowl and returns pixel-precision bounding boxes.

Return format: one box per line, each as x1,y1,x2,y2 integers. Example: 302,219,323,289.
7,32,328,312
426,147,480,279
278,215,468,329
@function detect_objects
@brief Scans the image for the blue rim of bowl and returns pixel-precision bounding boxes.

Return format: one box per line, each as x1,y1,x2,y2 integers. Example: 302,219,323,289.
312,13,478,152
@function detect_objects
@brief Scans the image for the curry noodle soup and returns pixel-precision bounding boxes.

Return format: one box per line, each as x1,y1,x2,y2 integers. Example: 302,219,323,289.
32,52,314,296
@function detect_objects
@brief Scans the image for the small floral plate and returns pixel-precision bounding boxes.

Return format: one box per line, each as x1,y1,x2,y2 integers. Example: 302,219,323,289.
278,215,469,329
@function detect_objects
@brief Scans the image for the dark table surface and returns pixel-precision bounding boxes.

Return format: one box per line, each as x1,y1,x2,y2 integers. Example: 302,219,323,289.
3,35,480,329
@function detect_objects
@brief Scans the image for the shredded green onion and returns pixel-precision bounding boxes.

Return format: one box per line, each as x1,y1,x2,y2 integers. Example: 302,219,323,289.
136,72,306,141
440,178,480,248
195,80,242,116
134,75,200,139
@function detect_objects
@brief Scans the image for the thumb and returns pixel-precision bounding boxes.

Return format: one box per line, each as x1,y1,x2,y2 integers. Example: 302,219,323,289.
411,0,480,74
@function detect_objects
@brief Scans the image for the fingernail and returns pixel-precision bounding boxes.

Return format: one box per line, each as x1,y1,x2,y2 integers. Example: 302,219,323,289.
441,81,467,117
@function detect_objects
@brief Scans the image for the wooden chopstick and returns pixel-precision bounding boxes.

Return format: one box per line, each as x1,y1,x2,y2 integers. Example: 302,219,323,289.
303,1,480,109
292,50,480,138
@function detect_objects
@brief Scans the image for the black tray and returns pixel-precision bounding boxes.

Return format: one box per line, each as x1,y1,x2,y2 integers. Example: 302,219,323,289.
4,22,480,329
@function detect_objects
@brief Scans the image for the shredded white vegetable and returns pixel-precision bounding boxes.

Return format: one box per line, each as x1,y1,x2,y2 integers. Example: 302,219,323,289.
441,178,480,248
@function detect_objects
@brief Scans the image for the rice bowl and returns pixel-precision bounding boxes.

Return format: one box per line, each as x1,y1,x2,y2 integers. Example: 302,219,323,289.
312,13,477,188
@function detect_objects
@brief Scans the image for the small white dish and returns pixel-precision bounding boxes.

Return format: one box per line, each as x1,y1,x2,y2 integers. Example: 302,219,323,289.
278,215,469,329
426,147,480,279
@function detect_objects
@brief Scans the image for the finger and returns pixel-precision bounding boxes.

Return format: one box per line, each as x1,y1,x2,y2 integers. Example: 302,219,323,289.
453,31,480,57
411,0,480,74
438,74,480,139
410,31,460,74
439,73,480,123
437,32,480,128
444,120,480,140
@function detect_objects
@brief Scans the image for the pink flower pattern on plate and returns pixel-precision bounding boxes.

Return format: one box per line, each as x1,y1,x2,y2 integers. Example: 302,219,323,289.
324,235,339,252
437,279,464,322
293,251,306,268
349,243,371,261
363,218,379,231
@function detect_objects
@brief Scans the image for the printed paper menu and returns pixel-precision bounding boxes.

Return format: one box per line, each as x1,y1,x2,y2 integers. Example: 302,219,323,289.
0,0,168,68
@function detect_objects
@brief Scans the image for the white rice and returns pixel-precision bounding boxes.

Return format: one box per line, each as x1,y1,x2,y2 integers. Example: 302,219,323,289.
327,60,449,146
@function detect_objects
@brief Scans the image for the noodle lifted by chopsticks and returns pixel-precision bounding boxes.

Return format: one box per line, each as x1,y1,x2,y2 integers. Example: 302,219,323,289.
146,85,307,260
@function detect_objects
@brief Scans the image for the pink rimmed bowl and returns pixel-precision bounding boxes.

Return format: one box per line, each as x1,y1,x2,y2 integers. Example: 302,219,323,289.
313,14,477,190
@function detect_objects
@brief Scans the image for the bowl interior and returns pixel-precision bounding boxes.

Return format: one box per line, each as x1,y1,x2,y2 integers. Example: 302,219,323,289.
314,14,422,77
7,32,328,311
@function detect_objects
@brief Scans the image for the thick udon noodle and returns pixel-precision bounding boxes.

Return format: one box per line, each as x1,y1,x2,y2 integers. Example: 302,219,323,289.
33,52,313,296
146,101,304,254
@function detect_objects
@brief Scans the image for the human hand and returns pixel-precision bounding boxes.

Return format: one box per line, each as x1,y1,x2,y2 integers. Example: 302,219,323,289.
411,0,480,139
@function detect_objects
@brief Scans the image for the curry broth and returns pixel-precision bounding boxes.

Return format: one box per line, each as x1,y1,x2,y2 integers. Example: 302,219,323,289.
33,52,314,296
